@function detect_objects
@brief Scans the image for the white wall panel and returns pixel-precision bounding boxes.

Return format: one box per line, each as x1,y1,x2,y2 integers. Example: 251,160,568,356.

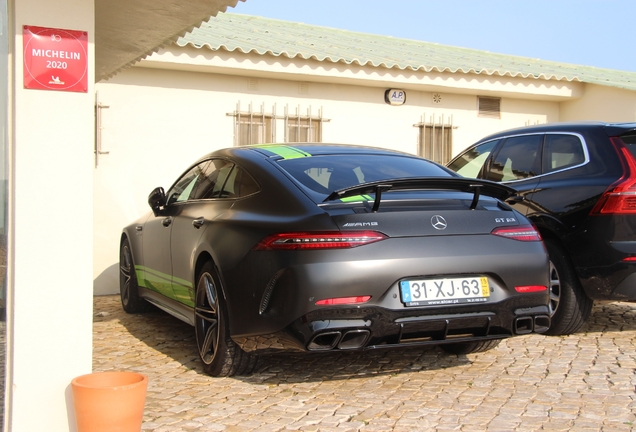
9,0,94,430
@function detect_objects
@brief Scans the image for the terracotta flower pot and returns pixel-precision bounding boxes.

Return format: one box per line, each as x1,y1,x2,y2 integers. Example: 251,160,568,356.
71,371,148,432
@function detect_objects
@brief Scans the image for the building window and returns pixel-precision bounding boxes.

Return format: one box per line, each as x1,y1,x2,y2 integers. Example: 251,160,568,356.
230,103,328,145
287,117,322,142
236,115,274,146
230,102,275,146
285,106,324,143
478,96,501,119
415,114,454,165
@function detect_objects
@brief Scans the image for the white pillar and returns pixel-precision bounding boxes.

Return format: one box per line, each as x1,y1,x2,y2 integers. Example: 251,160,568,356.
7,0,94,430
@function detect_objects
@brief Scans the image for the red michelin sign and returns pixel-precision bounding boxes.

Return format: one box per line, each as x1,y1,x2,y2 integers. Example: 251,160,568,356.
23,25,88,93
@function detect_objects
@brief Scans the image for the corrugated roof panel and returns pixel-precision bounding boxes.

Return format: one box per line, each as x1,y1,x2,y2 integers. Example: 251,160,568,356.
176,13,636,91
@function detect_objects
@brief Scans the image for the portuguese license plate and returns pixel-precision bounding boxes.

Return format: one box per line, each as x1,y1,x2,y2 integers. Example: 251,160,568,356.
399,276,490,307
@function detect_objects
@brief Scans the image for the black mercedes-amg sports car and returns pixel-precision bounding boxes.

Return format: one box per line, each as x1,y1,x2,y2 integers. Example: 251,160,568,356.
120,144,550,376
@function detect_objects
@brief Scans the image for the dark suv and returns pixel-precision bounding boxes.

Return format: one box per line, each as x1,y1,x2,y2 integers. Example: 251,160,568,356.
447,122,636,335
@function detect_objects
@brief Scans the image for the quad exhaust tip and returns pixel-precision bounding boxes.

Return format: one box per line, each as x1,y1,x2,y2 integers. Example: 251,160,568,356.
514,315,551,335
308,329,370,351
533,315,550,333
338,330,371,350
308,331,341,351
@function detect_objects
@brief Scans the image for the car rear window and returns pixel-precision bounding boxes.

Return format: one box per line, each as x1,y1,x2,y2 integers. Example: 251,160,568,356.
277,155,453,198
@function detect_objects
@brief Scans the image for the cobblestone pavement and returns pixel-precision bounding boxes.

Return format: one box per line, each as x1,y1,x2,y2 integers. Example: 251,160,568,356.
93,295,636,431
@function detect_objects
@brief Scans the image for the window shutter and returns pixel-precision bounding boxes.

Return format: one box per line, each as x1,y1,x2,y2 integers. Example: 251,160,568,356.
478,97,501,119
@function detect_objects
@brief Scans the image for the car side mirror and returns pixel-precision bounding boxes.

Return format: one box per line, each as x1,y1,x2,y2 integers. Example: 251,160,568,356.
148,187,167,216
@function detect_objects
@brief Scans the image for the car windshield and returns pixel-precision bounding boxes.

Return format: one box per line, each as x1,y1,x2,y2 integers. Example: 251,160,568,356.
277,154,453,200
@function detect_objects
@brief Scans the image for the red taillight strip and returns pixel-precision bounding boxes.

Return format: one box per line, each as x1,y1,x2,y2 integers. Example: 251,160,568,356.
491,225,542,242
515,285,547,293
254,231,387,250
623,257,636,262
591,137,636,215
315,296,371,305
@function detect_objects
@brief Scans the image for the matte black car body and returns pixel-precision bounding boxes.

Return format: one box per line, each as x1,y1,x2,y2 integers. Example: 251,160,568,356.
447,122,636,335
120,144,550,376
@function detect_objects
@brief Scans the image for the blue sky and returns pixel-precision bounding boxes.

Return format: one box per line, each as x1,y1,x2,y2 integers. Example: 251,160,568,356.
232,0,635,72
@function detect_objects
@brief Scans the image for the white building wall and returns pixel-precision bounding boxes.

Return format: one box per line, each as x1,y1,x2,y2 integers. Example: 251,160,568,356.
93,66,560,295
9,0,95,430
560,83,636,122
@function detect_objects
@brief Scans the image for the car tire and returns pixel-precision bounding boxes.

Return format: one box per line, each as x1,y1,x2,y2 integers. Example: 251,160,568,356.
194,261,256,377
119,237,149,314
441,339,501,355
544,239,592,336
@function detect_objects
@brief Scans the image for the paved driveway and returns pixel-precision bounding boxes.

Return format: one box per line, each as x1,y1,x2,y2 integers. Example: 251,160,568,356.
93,295,636,431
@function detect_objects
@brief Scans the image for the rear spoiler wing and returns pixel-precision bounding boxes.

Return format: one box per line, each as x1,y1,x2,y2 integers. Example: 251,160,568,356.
323,177,520,212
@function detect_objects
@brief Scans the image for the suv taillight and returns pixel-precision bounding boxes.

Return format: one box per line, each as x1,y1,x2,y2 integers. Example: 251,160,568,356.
591,137,636,215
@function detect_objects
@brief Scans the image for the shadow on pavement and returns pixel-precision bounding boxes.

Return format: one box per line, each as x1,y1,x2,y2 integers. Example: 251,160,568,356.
96,296,636,384
579,300,636,333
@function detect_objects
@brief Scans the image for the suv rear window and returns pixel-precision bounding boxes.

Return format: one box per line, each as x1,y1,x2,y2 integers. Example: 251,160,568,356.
277,155,452,198
542,134,586,174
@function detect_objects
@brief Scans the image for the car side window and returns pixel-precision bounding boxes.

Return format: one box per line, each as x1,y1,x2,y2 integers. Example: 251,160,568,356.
197,160,260,199
198,160,235,199
228,167,260,197
542,134,585,174
486,134,543,182
166,160,213,204
447,140,500,179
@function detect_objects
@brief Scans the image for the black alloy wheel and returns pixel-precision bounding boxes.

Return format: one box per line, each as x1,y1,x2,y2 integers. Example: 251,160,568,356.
548,260,561,318
544,239,592,336
119,237,148,313
194,261,256,377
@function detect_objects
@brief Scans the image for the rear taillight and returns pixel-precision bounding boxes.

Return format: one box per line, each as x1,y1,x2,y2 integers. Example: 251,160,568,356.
515,285,547,293
254,231,387,250
491,225,542,242
315,296,371,306
591,137,636,215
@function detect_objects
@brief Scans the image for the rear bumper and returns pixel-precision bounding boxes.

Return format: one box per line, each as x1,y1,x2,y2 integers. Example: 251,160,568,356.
223,234,550,339
571,216,636,300
578,260,636,300
232,302,551,354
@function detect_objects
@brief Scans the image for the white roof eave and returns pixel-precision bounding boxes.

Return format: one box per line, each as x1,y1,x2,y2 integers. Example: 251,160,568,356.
139,45,585,101
95,0,244,81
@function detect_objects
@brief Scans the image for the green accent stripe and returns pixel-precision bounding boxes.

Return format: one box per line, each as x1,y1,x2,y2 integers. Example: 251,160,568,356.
172,275,193,289
340,194,373,203
137,265,171,284
257,145,312,159
135,265,172,296
135,265,193,289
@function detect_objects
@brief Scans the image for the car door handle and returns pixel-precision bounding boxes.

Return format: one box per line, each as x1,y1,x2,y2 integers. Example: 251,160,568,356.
162,217,172,227
192,217,205,229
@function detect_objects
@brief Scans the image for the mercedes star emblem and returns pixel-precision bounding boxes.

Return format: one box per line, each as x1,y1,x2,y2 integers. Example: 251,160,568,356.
431,215,448,230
